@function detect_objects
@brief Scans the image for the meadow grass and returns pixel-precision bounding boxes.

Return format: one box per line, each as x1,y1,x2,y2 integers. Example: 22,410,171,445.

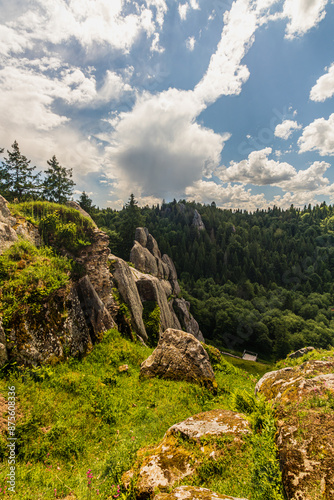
0,330,276,499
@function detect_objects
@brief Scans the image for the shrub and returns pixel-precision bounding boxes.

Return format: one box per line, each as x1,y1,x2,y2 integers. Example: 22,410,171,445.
142,301,161,346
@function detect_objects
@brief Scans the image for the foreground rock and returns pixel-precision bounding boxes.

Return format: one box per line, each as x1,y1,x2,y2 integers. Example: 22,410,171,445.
256,357,334,499
140,329,216,388
123,409,250,499
153,486,248,500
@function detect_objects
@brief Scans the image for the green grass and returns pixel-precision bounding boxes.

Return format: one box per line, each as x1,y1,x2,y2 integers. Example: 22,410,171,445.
0,330,279,499
0,240,72,329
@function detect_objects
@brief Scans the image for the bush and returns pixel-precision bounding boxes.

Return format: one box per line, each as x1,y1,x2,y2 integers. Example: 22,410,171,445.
142,301,161,346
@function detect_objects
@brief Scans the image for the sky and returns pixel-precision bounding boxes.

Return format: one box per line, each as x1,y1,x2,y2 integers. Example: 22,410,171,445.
0,0,334,211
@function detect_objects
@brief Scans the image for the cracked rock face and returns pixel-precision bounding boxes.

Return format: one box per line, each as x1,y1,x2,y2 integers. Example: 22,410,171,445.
140,328,216,388
256,358,334,499
122,409,250,500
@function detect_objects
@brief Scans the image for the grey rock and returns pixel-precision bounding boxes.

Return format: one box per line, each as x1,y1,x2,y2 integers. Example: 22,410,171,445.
287,346,315,359
140,328,216,388
130,240,158,276
135,227,149,248
75,275,115,342
162,254,181,296
66,200,97,226
173,298,204,342
110,256,148,341
192,209,205,231
147,234,161,259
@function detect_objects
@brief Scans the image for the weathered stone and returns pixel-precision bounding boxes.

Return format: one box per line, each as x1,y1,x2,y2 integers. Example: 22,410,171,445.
130,240,159,276
147,234,161,259
287,346,315,359
162,254,181,296
140,328,216,388
167,409,250,441
135,227,149,248
173,298,204,342
153,486,248,500
66,201,97,226
110,255,148,341
118,364,129,372
192,209,205,231
123,409,250,499
256,357,334,499
75,275,115,342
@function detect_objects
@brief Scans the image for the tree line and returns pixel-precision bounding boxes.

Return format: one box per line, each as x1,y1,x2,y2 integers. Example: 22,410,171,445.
0,141,75,203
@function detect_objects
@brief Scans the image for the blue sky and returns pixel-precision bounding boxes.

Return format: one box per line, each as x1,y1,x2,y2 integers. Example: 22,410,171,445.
0,0,334,210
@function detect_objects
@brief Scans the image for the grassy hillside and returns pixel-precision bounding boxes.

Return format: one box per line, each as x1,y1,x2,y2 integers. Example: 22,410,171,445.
0,330,280,499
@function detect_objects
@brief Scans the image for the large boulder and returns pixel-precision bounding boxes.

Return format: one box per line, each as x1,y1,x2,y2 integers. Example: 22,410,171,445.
130,240,159,276
287,346,315,359
256,357,334,499
123,409,250,499
140,329,216,388
153,486,248,500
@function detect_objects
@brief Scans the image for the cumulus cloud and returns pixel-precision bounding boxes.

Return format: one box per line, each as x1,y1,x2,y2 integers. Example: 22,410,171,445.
194,0,258,103
216,148,296,185
272,191,318,209
106,89,230,200
274,119,302,139
185,180,269,210
310,63,334,102
178,3,190,20
298,113,334,156
277,161,331,191
186,36,196,51
283,0,328,39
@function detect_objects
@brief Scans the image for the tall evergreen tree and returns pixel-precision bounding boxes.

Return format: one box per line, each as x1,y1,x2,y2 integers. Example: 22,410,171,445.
118,194,144,259
78,191,95,215
0,141,40,201
43,155,75,204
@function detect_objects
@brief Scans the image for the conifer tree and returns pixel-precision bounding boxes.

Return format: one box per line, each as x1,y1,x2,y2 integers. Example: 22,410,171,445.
43,155,75,204
0,141,40,201
118,194,144,259
78,191,95,215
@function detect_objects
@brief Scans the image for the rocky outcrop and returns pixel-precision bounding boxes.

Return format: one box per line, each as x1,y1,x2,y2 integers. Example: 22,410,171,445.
153,486,248,500
287,346,315,359
173,299,205,342
256,357,334,499
123,409,250,499
0,320,8,367
109,256,148,342
192,209,205,231
0,195,40,254
140,328,216,388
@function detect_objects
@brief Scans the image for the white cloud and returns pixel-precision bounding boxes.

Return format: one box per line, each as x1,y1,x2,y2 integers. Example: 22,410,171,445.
298,113,334,156
106,89,230,200
274,119,302,139
145,0,168,28
283,0,328,39
216,148,296,185
189,0,200,9
178,3,190,20
194,0,258,103
185,180,269,210
310,63,334,102
150,32,165,53
272,191,318,209
277,161,331,191
186,36,196,51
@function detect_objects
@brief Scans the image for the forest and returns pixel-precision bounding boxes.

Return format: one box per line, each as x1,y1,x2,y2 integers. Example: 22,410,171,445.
85,195,334,361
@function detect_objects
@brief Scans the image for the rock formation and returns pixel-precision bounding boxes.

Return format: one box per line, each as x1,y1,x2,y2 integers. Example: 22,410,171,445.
140,328,216,388
256,357,334,499
0,199,203,365
123,409,250,499
192,209,205,231
287,346,315,359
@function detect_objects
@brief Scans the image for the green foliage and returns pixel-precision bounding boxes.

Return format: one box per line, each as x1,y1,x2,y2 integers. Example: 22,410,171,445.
0,140,40,201
231,389,284,500
42,155,75,204
0,240,72,327
142,301,161,346
9,201,94,252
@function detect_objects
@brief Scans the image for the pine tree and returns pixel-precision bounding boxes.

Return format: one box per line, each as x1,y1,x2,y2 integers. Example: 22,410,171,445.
1,141,40,201
78,191,95,215
118,194,144,259
43,155,75,204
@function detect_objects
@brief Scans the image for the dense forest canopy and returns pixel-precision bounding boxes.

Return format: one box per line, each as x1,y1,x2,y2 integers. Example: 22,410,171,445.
88,196,334,361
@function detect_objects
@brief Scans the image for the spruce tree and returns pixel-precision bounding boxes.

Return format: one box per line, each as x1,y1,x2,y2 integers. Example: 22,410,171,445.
1,141,40,201
43,155,75,204
119,194,144,259
78,191,95,215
